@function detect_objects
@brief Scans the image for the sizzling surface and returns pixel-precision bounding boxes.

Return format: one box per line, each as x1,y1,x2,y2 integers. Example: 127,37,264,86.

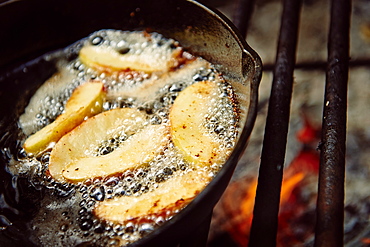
1,30,240,246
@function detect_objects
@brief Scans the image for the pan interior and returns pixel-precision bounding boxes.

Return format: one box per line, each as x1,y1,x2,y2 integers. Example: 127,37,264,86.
0,0,261,246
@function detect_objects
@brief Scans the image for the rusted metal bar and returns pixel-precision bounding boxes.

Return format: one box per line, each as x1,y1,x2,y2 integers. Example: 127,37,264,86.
262,58,370,71
232,0,256,37
248,0,302,246
314,0,351,246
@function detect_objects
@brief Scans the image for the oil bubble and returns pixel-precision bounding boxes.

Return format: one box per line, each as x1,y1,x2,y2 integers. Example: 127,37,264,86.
91,36,104,46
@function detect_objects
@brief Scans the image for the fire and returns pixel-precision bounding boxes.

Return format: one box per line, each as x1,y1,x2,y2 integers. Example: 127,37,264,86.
210,113,321,246
361,238,370,244
240,179,257,225
280,172,305,205
229,171,306,246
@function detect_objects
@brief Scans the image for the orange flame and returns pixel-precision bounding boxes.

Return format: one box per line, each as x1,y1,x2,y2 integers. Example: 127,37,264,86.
361,238,370,244
280,172,305,205
222,113,320,246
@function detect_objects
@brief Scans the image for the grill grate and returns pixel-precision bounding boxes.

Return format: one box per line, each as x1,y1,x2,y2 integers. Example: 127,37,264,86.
248,0,302,246
232,0,351,246
315,0,350,245
203,0,353,246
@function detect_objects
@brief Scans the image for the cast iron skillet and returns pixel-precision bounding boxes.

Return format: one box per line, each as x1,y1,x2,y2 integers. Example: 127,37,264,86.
0,0,262,246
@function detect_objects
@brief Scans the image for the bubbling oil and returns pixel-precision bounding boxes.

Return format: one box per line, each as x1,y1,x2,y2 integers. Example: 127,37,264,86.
4,30,240,246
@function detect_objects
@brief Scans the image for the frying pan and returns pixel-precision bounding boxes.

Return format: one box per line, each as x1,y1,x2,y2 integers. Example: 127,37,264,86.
0,0,262,246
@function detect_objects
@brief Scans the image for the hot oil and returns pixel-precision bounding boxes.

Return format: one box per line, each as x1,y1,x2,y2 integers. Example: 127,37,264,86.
2,30,240,246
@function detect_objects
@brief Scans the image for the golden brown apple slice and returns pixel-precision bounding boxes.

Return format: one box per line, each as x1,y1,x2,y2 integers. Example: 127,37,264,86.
19,70,76,136
48,108,147,182
79,45,181,73
62,124,170,183
106,58,210,105
23,81,105,155
169,80,228,166
94,170,211,224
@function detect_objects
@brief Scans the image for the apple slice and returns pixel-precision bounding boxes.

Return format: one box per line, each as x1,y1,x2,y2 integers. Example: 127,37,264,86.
48,108,147,182
62,124,170,183
48,107,169,183
79,45,181,73
93,169,211,224
169,80,228,166
23,81,105,155
19,70,76,136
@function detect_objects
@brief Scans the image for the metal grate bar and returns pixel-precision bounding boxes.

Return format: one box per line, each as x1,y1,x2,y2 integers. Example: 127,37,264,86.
314,0,351,246
232,0,256,37
262,58,370,71
248,0,302,246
